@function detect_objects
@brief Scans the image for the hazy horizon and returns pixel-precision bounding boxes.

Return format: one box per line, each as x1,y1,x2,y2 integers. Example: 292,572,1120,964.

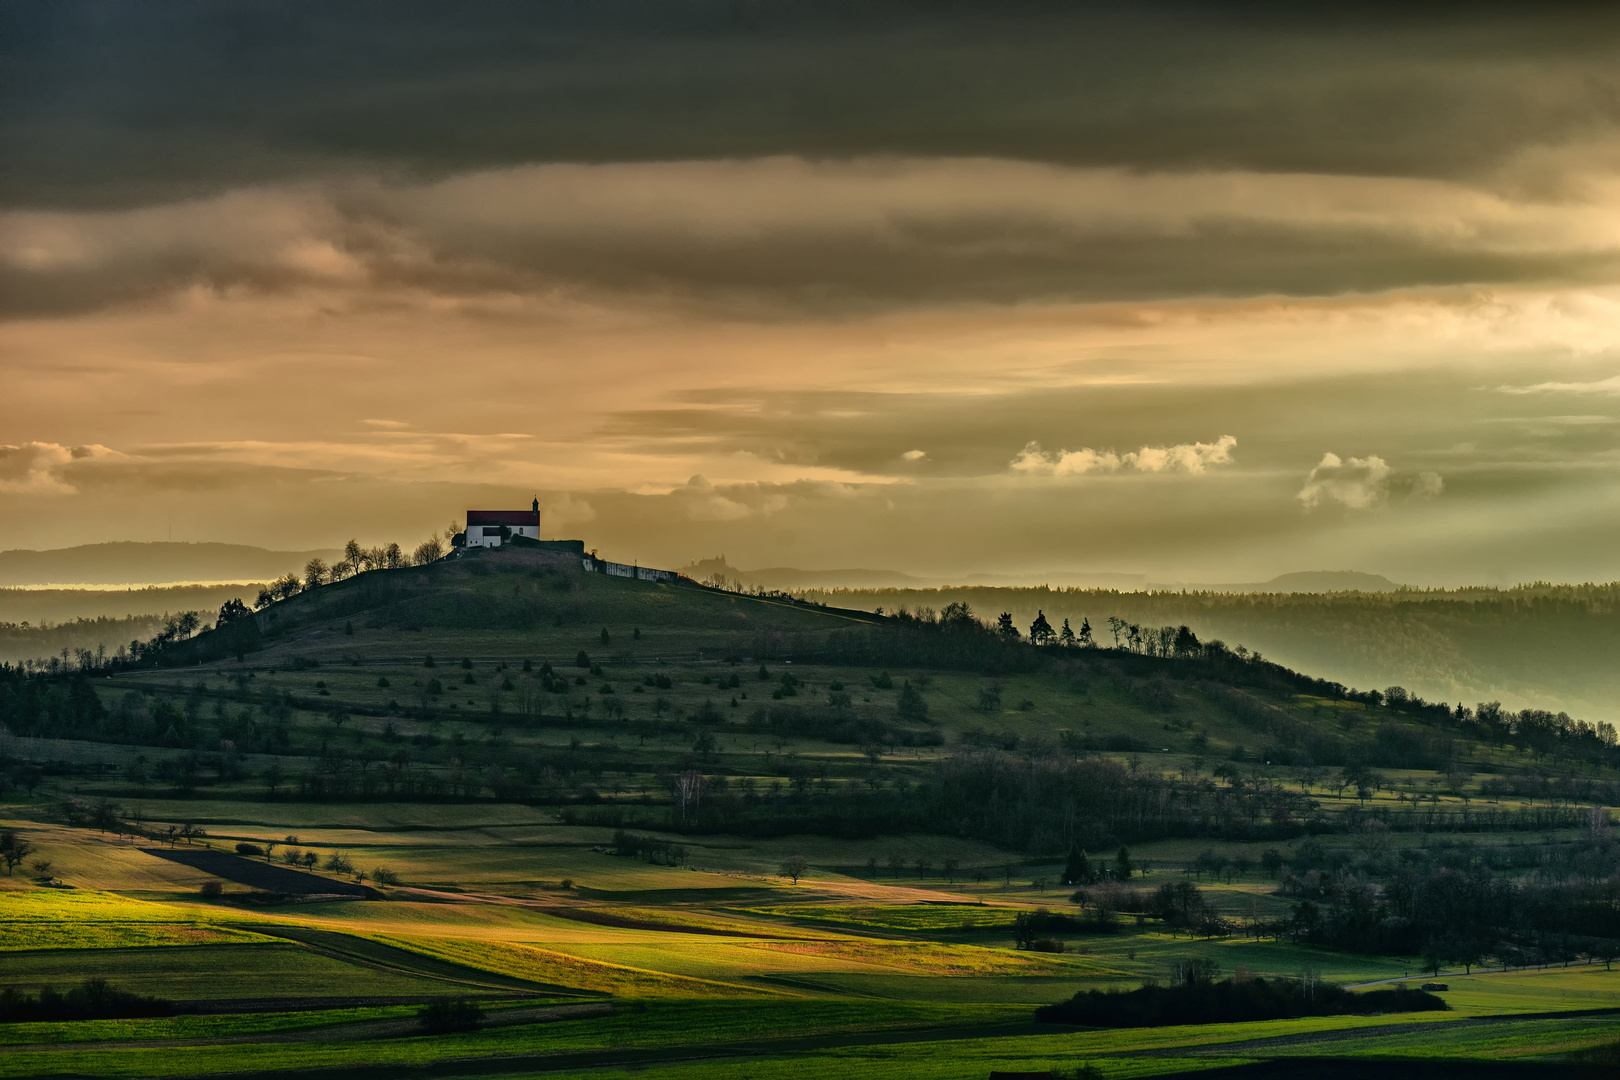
0,536,1608,594
9,6,1620,585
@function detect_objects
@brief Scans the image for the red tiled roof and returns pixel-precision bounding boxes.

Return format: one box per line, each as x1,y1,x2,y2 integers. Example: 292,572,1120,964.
466,509,539,527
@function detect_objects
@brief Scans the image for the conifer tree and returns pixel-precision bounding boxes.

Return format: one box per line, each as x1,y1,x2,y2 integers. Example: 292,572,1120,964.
1062,846,1092,886
1029,610,1055,645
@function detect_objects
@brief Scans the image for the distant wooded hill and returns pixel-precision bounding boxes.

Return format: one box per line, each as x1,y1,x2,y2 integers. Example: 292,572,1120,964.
790,581,1620,722
679,557,1397,594
680,556,1153,591
0,542,340,587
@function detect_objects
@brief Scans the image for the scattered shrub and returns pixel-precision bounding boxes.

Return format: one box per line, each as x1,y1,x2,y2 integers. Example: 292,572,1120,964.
0,980,175,1022
417,999,484,1033
1037,975,1446,1027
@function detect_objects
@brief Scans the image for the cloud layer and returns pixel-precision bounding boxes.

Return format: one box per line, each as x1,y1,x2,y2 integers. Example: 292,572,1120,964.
1297,454,1446,511
1012,436,1237,476
10,156,1620,318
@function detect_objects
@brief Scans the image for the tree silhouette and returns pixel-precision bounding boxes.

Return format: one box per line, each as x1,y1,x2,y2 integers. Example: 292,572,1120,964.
1173,625,1200,657
1062,846,1093,886
0,832,36,875
1058,618,1076,647
1028,610,1055,646
216,598,250,626
896,681,929,722
1106,616,1127,647
996,612,1019,640
412,537,445,565
779,855,809,884
1078,617,1095,647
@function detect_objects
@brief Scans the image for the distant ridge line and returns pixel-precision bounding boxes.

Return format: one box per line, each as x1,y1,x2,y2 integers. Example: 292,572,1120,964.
0,541,341,587
679,556,1400,593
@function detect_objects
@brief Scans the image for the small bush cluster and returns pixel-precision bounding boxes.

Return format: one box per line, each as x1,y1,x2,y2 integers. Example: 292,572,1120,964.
612,829,687,865
417,999,483,1033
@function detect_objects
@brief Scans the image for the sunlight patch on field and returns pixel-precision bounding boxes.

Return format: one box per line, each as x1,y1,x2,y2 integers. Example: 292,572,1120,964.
0,921,271,951
372,934,788,997
740,902,1021,934
736,938,1098,977
1424,965,1620,1015
0,826,218,895
0,889,200,922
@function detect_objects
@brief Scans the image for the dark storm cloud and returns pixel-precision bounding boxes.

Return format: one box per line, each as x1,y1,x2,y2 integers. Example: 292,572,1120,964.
6,2,1620,209
7,156,1619,318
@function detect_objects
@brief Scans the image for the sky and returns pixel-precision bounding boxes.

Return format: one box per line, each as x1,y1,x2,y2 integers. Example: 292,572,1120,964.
7,3,1620,585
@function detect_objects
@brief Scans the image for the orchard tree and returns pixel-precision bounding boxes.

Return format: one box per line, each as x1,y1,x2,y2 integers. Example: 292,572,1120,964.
779,855,809,884
413,537,445,565
0,832,36,875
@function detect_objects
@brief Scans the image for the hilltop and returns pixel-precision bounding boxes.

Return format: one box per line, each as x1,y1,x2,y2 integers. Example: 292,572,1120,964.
10,543,1614,854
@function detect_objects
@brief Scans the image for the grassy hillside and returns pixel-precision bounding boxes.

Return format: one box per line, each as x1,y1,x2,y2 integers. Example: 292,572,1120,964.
791,582,1620,722
3,545,1619,1078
